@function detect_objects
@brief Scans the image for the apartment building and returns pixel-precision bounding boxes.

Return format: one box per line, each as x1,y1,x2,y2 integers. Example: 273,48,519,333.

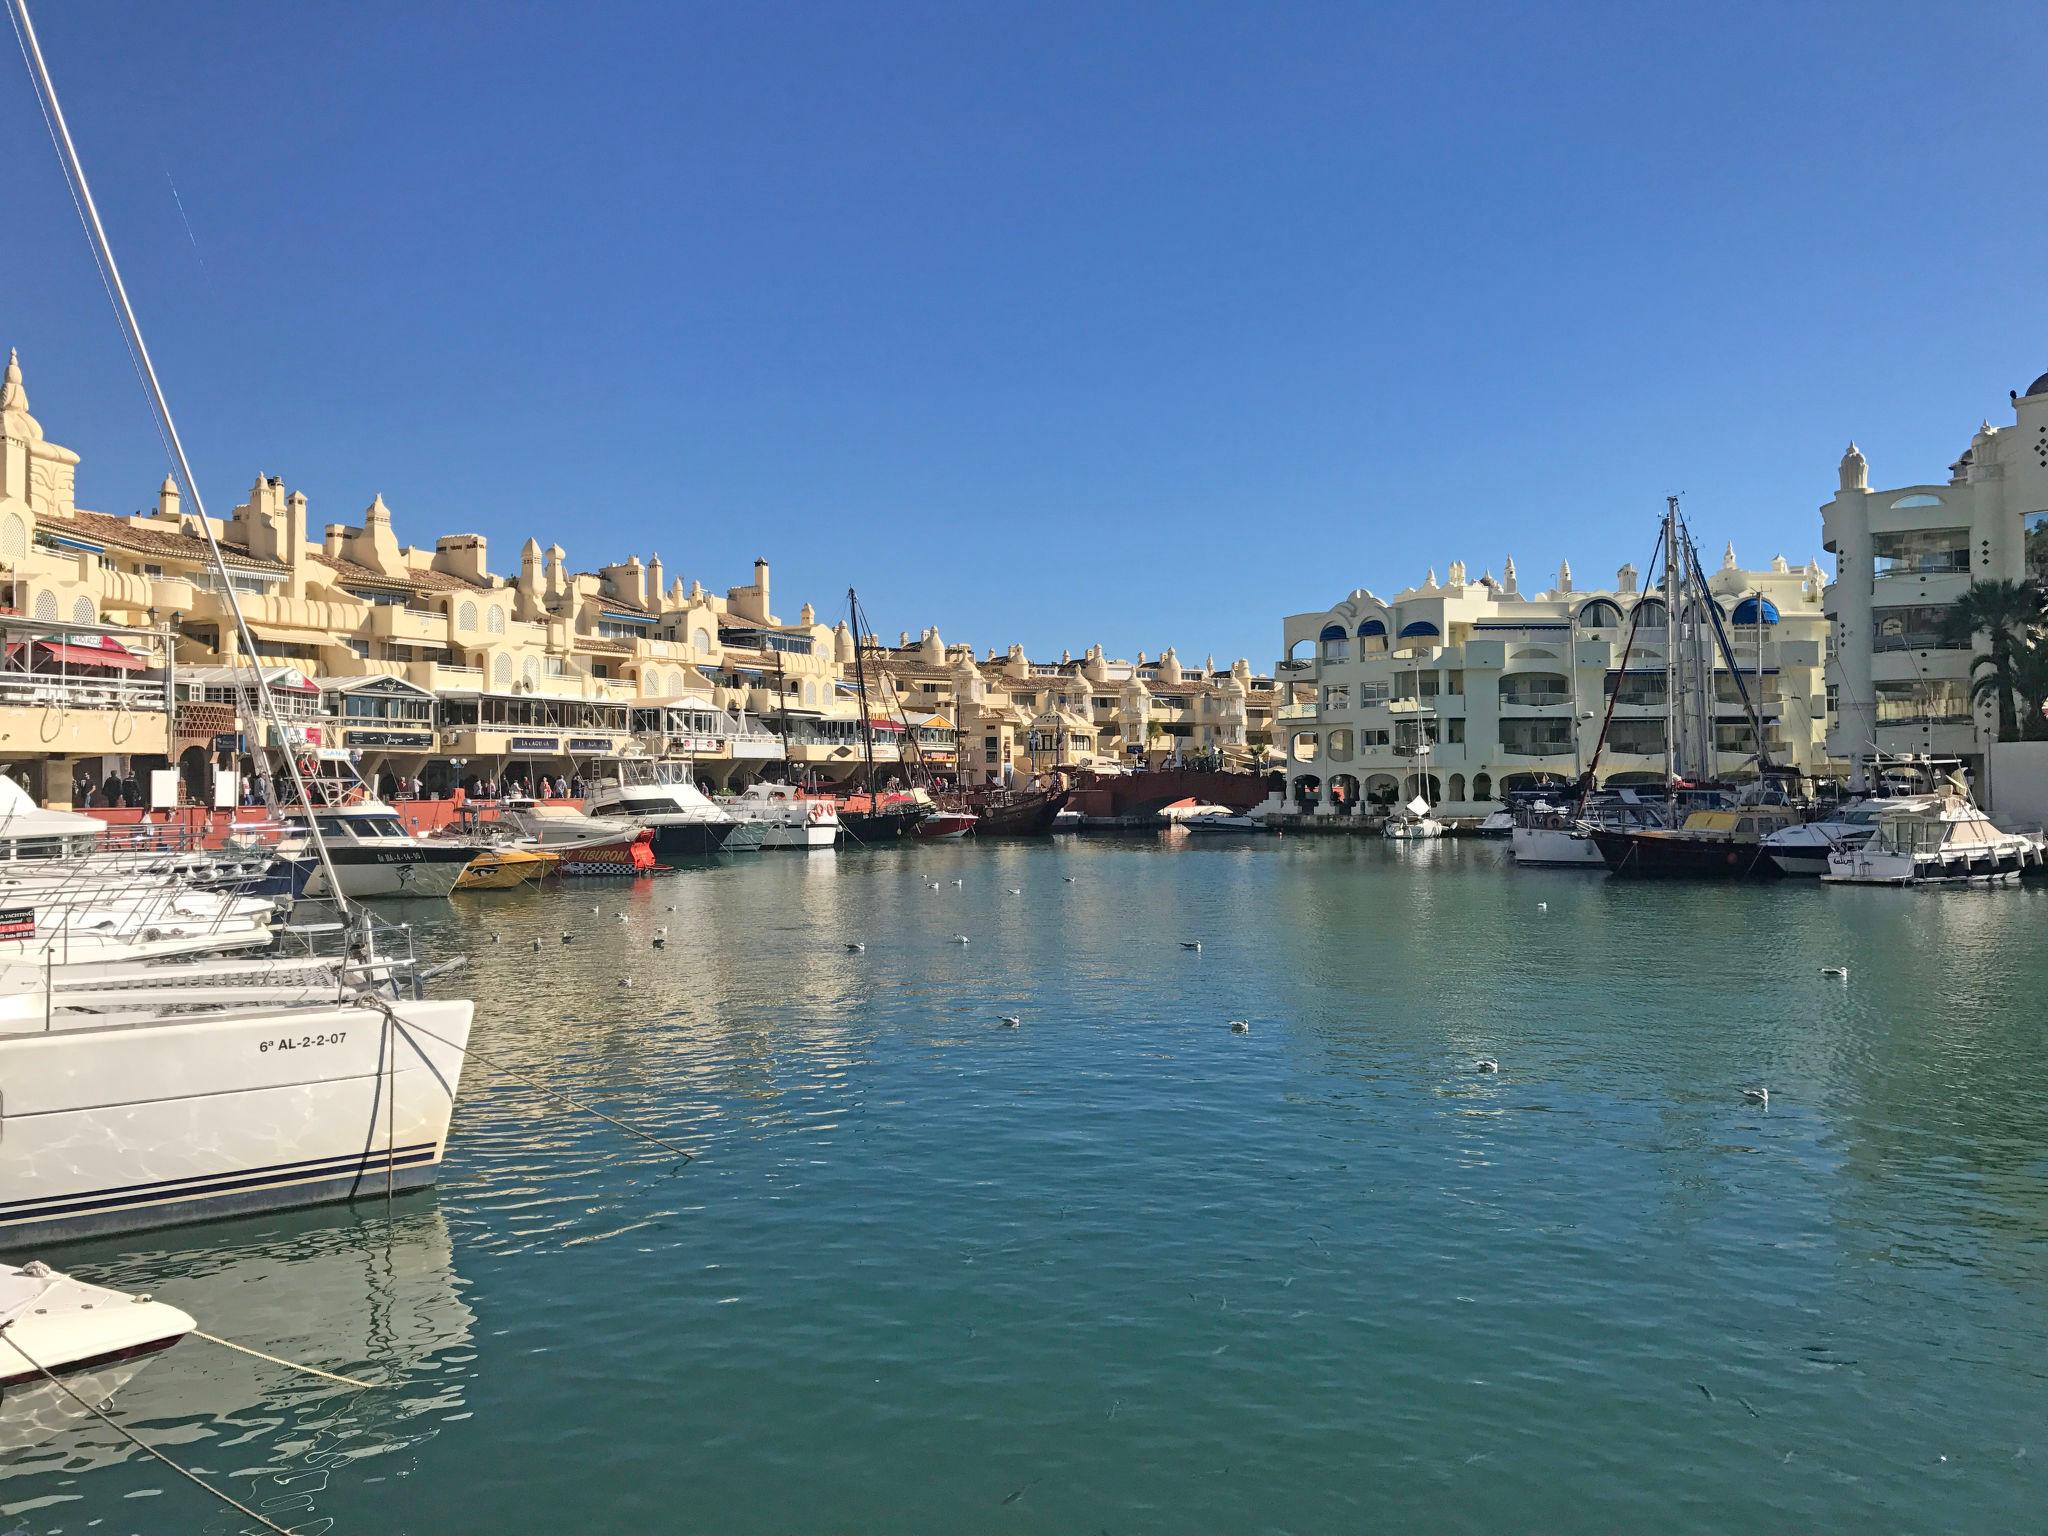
1821,367,2048,787
1276,550,1833,817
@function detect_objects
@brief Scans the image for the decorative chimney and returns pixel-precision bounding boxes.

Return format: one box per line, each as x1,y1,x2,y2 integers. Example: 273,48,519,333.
1839,442,1868,492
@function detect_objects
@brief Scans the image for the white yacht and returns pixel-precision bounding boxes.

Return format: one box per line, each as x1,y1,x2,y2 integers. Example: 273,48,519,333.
1510,791,1670,867
1762,799,1893,877
495,796,656,874
1823,793,2046,886
277,753,478,899
0,1260,195,1453
718,783,840,849
584,758,744,858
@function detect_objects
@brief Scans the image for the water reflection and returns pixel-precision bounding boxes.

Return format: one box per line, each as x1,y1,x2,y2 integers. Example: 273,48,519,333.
2,1202,474,1526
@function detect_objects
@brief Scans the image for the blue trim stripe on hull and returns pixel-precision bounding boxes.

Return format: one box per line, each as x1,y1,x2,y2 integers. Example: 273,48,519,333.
0,1142,442,1240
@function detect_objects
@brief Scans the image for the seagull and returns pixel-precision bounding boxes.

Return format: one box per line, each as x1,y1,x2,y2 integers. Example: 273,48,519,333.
1537,902,1548,912
846,942,866,952
617,914,629,923
619,978,634,988
531,937,542,951
1229,1019,1250,1034
490,933,502,944
1063,876,1076,883
656,926,668,938
953,935,970,944
1475,1058,1499,1073
1743,1087,1770,1106
929,882,942,891
1181,941,1202,951
590,905,600,915
561,933,574,944
652,937,667,949
953,879,964,887
1006,887,1022,896
999,1015,1022,1028
1820,966,1849,980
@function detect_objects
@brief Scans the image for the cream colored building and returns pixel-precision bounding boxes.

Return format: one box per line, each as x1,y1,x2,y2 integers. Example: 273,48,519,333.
1276,549,1833,817
1821,367,2048,788
3,343,1270,803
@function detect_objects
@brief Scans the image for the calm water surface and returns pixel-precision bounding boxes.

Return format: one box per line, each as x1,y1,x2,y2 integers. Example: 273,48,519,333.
7,837,2048,1533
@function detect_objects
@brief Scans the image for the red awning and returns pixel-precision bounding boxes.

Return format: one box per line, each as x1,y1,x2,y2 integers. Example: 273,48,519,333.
865,717,905,732
24,639,147,672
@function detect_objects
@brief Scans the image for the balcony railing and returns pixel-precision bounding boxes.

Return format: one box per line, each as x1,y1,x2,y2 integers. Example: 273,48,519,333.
0,673,171,713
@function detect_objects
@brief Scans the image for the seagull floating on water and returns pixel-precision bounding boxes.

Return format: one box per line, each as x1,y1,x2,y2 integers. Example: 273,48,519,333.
1181,941,1202,951
953,879,964,887
1820,966,1849,980
1743,1087,1770,1106
1475,1058,1499,1073
561,934,574,945
846,942,865,952
590,905,600,915
652,938,666,949
618,978,634,988
1006,888,1022,896
999,1015,1022,1028
530,937,542,951
1537,902,1548,912
490,934,501,944
953,935,971,944
1229,1019,1250,1034
1063,877,1076,883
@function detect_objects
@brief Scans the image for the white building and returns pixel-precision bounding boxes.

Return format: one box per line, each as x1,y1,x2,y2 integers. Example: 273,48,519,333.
1276,549,1833,818
1821,367,2048,787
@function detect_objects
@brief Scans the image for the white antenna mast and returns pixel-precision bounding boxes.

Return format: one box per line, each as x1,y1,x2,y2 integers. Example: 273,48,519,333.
9,0,346,908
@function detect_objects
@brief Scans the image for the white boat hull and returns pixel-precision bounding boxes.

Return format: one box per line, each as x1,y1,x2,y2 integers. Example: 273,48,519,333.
1383,819,1445,840
293,844,475,900
0,996,472,1244
755,821,838,850
1511,825,1604,866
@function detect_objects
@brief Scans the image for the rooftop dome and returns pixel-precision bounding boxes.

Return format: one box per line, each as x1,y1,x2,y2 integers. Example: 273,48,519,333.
2025,370,2048,400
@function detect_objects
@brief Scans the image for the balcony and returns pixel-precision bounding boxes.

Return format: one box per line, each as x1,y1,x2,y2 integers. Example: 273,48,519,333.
368,604,451,643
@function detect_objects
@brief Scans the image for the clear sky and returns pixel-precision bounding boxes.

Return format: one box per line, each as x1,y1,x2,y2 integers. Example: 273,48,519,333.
7,1,2043,667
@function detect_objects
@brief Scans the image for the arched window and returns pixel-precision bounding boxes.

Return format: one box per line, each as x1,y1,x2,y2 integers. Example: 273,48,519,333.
1290,731,1319,763
1730,596,1780,625
71,596,95,625
1577,599,1624,629
693,626,712,653
522,657,540,689
1318,623,1349,663
1448,773,1466,802
1890,493,1943,509
32,589,57,621
1472,772,1493,801
458,600,478,632
1326,728,1354,762
1632,598,1668,629
493,654,512,689
487,605,506,634
0,512,25,559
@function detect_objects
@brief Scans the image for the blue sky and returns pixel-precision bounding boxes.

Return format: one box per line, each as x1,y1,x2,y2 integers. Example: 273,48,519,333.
7,1,2042,666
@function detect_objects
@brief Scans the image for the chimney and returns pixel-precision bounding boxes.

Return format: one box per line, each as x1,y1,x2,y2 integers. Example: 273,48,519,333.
434,533,492,586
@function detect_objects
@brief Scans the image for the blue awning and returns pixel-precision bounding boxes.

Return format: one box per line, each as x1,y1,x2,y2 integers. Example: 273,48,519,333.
1730,596,1780,625
1397,620,1440,639
1319,623,1347,641
1358,618,1387,638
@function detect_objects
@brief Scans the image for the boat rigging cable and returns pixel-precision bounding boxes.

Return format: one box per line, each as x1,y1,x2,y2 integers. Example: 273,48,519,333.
1575,521,1668,812
8,0,349,920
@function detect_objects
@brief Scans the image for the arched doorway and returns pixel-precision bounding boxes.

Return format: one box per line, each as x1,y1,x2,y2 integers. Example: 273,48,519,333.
1291,773,1321,811
1472,772,1493,802
1328,772,1361,815
1447,773,1466,803
1403,772,1442,804
1364,772,1400,806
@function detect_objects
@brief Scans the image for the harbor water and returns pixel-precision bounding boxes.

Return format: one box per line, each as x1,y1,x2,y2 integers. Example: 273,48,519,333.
8,837,2047,1533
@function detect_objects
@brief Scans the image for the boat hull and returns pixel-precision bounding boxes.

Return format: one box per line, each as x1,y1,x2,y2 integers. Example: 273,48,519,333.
1588,829,1782,879
915,812,978,840
0,997,472,1245
840,808,922,842
453,848,558,890
1511,825,1605,866
294,842,477,900
642,820,739,861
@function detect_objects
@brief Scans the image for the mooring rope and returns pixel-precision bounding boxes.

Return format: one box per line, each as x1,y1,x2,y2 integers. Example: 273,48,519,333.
0,1326,295,1535
352,994,699,1162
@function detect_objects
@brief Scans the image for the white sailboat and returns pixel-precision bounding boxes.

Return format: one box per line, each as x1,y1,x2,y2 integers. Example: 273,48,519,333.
1,0,475,1246
0,1260,195,1453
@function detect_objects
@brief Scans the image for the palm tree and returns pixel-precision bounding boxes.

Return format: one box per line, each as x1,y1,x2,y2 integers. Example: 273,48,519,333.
2003,639,2048,742
1940,580,2043,742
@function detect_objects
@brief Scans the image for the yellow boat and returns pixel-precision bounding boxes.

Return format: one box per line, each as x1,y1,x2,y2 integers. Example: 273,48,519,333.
454,847,559,891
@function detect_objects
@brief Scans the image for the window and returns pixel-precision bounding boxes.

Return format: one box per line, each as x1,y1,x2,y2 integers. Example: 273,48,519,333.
1874,680,1970,724
458,600,479,631
70,596,95,624
1824,682,1839,717
1321,685,1349,711
1872,528,1968,579
2026,511,2048,588
693,626,712,652
1445,719,1465,744
1872,604,1968,652
1358,681,1391,706
1318,623,1349,663
487,606,506,634
344,586,410,606
545,656,566,676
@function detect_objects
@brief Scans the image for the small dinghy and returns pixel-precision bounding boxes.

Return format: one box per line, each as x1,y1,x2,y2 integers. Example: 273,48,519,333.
1,1259,195,1452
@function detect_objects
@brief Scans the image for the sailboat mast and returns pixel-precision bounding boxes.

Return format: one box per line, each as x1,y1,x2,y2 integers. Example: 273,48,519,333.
10,0,346,910
847,587,879,794
1661,496,1681,785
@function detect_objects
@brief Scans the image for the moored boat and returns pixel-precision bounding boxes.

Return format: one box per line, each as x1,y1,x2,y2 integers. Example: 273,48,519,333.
452,846,558,890
1822,791,2047,886
915,808,978,839
0,1260,195,1453
719,783,840,849
1590,802,1803,879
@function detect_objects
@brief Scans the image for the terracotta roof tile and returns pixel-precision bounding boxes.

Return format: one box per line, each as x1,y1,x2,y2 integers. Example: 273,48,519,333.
310,553,486,593
47,511,287,571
